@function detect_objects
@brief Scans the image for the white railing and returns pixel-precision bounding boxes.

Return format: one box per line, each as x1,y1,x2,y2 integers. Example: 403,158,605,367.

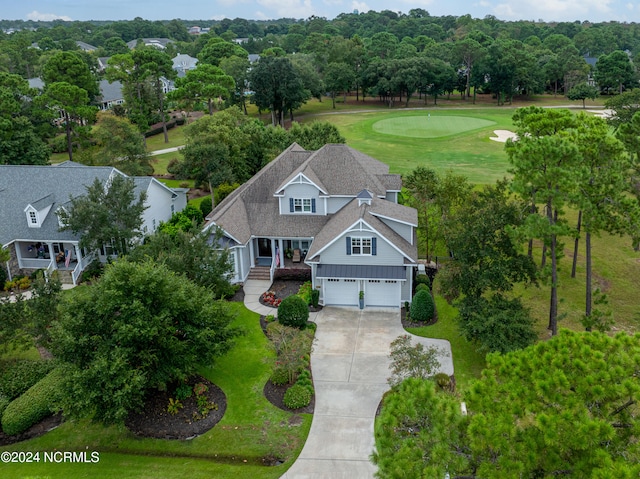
270,259,276,282
72,251,97,285
44,258,55,280
19,258,52,269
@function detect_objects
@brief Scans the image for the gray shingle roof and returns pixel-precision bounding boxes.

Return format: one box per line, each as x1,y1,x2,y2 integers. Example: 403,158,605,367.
0,164,122,246
304,197,417,263
206,143,416,262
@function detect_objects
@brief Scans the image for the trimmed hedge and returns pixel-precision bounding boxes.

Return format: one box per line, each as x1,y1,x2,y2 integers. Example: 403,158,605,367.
0,395,9,419
415,274,431,290
283,384,312,409
0,359,56,400
278,295,309,329
1,368,64,436
410,289,435,323
415,283,430,293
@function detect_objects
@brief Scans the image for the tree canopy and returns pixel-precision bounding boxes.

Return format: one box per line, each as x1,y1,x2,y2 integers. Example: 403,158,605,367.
50,259,237,424
58,174,147,256
374,330,640,479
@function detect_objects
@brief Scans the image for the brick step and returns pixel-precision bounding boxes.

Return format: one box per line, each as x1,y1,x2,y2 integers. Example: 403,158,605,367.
247,267,271,280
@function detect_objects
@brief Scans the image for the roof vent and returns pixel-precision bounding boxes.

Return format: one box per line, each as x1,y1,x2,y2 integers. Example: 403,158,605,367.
357,189,372,206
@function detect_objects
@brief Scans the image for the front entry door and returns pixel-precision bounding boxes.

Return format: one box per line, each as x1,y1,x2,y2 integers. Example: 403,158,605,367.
258,238,272,257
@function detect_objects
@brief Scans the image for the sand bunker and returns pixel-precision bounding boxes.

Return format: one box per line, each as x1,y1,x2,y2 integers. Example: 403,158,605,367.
490,130,518,143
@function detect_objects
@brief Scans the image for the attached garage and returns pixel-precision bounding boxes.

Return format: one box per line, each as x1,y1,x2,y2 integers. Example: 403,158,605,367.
364,280,401,308
317,264,405,308
323,278,359,306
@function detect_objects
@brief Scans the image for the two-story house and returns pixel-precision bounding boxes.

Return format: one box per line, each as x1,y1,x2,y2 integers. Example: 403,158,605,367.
204,143,418,308
0,163,187,285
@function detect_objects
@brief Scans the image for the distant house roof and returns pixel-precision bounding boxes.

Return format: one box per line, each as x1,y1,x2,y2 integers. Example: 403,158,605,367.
172,53,198,73
27,78,44,90
126,38,175,50
98,79,124,103
248,54,260,63
76,40,97,52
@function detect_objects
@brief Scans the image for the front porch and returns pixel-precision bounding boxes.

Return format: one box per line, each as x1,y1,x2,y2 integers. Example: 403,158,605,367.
247,237,312,282
8,241,95,285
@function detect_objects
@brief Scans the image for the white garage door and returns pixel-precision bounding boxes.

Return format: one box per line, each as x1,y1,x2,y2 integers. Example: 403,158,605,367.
323,278,359,306
365,280,401,308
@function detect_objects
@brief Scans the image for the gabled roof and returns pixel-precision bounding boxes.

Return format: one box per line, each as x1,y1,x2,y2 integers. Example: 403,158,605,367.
305,197,417,264
206,143,413,250
126,38,175,50
206,143,326,244
0,164,118,245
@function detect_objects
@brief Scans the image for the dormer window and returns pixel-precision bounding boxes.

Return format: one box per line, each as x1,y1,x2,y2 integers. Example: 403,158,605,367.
289,198,316,213
25,206,40,228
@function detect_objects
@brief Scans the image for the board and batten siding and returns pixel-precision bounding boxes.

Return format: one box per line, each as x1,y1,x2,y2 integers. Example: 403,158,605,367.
320,230,404,266
280,183,324,215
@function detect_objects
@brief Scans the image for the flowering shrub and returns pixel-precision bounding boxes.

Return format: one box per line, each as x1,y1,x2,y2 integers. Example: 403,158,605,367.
261,290,282,307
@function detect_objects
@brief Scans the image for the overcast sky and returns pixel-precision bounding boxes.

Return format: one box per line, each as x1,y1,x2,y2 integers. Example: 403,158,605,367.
4,0,640,24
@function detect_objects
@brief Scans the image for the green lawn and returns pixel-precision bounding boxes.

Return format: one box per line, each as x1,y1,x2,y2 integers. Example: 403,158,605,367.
0,303,311,479
372,115,496,139
145,124,187,153
157,178,194,188
309,108,516,184
407,296,486,390
150,151,182,175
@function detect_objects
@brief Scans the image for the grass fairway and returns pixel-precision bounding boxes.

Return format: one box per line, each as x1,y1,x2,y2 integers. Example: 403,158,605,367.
372,115,496,139
314,108,516,184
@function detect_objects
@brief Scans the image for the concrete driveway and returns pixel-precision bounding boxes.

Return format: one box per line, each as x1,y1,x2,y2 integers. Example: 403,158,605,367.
281,307,453,479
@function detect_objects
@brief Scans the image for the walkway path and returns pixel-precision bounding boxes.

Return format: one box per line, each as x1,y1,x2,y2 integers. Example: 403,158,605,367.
242,280,453,479
148,145,184,156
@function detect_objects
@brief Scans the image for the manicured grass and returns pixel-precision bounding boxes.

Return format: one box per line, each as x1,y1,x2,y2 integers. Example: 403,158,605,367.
0,303,311,479
157,178,195,188
310,108,515,184
145,124,187,153
372,115,496,139
407,296,486,390
188,195,211,209
150,151,182,175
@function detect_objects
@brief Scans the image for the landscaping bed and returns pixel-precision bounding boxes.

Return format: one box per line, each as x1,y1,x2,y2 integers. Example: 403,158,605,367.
125,377,226,440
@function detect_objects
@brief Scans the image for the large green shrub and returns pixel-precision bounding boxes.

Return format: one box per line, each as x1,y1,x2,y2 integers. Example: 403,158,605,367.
270,366,290,386
278,295,309,329
0,359,56,400
0,395,9,419
415,283,430,293
199,197,213,217
283,384,312,409
1,367,64,436
410,289,435,323
310,289,320,308
415,274,431,289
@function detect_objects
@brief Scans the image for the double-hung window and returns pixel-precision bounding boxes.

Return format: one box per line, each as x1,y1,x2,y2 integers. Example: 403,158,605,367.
351,237,372,255
294,198,312,213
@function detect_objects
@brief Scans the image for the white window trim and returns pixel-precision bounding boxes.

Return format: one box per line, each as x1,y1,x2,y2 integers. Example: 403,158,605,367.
25,207,40,228
294,198,312,213
351,237,372,256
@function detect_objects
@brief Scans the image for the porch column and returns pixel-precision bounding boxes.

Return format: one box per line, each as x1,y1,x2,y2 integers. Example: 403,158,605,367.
47,243,57,270
270,238,276,262
278,239,284,269
249,238,255,267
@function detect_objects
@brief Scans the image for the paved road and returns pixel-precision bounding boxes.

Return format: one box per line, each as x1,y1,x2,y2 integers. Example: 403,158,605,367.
280,307,453,479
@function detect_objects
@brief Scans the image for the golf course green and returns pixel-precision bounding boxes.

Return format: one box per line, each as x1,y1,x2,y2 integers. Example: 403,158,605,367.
372,115,496,138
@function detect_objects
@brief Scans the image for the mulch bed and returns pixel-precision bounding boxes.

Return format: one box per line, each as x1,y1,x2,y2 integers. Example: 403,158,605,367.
400,298,439,328
263,379,315,415
259,279,323,312
0,413,63,446
126,377,226,440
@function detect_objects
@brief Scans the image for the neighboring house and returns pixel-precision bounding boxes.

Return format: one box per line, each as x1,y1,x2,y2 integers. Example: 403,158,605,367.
204,143,417,308
126,38,175,50
97,79,125,110
172,53,198,74
75,40,97,52
0,163,187,285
